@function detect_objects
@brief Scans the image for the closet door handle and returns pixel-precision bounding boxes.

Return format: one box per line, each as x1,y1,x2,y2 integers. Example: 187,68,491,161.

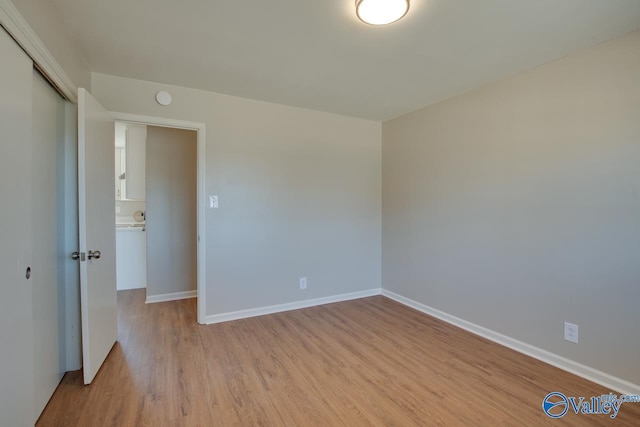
88,250,101,260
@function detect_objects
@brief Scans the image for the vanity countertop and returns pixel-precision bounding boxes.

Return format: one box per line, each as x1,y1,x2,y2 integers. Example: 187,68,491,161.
116,223,145,231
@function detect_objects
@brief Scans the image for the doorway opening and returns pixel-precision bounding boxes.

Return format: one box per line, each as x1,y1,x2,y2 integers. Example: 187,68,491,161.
112,113,206,324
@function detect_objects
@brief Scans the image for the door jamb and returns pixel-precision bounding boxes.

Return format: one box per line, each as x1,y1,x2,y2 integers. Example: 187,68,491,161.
111,112,206,324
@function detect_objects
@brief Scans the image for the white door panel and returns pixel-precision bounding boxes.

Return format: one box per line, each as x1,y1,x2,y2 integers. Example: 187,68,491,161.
0,26,36,426
78,88,117,384
31,68,66,415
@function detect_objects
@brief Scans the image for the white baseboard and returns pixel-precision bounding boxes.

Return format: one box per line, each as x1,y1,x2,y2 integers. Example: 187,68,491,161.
206,288,381,325
381,289,640,396
146,290,197,304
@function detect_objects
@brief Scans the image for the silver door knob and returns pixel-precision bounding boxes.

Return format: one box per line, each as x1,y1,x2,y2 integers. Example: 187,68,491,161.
72,252,86,261
88,250,101,260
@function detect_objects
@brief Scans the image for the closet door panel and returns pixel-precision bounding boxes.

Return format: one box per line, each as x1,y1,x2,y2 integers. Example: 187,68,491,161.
0,26,36,426
31,68,67,417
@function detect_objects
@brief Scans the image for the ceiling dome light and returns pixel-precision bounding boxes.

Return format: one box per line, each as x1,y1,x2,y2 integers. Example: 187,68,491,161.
356,0,410,26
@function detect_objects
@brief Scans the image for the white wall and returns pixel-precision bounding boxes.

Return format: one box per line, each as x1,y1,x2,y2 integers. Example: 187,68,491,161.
92,73,382,315
10,0,91,89
382,31,640,385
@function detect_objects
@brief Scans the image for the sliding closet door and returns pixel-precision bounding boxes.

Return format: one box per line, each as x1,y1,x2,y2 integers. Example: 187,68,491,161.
0,27,36,426
31,68,67,416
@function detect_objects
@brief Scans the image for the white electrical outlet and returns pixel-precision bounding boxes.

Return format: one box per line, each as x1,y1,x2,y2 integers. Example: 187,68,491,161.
299,277,307,290
564,322,579,344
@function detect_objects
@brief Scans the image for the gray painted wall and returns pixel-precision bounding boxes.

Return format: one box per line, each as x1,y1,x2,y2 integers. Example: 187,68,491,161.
382,31,640,385
91,73,382,315
146,126,197,297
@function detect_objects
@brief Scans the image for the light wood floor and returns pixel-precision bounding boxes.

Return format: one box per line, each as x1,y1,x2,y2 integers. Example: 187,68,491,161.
37,290,639,426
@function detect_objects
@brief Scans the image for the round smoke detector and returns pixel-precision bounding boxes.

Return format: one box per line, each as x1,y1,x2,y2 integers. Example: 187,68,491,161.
155,91,172,106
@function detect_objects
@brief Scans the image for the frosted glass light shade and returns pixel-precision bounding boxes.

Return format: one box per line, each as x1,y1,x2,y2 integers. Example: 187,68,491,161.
356,0,410,25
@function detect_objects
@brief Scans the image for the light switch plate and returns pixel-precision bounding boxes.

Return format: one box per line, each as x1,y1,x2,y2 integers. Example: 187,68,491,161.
209,195,218,209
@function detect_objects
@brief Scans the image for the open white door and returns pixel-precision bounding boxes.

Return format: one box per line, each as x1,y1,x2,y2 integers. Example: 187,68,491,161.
78,88,117,384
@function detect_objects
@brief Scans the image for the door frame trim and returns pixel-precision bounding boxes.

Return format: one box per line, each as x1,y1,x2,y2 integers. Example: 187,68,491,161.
111,112,207,324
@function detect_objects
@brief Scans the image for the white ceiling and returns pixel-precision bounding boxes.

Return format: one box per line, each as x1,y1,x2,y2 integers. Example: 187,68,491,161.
52,0,640,121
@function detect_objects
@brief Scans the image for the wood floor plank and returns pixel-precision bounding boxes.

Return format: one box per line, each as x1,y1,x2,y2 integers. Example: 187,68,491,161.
36,290,640,426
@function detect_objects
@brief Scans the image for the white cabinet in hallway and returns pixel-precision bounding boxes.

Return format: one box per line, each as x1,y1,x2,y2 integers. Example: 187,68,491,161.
116,227,148,290
125,124,147,200
115,122,146,201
